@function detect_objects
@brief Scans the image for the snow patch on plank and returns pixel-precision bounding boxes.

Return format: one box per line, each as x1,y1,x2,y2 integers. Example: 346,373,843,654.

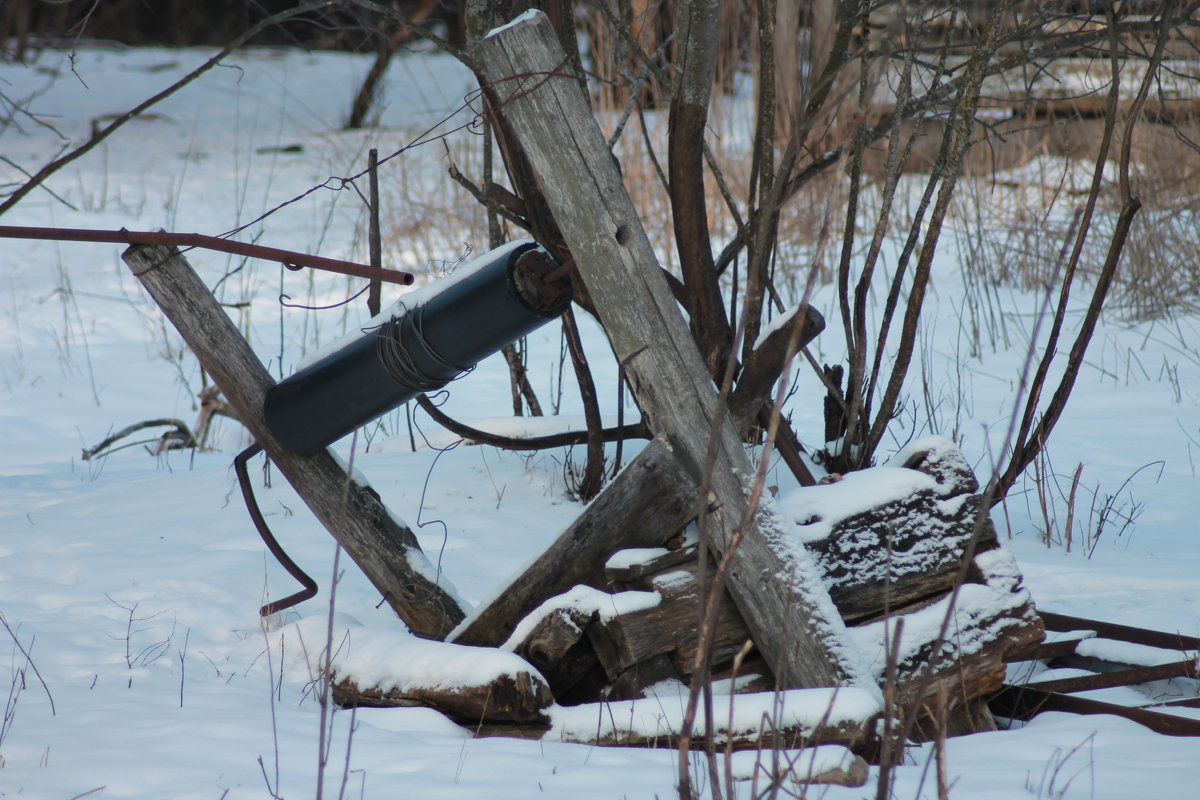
501,586,661,651
605,547,672,571
485,8,542,39
1075,638,1197,667
777,467,940,544
284,615,544,695
752,302,801,351
546,684,882,745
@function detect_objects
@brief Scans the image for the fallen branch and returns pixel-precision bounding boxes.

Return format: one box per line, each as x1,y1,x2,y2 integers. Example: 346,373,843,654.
415,394,649,450
82,419,196,461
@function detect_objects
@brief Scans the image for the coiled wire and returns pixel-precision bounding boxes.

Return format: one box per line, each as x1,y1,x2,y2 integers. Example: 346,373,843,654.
373,303,472,390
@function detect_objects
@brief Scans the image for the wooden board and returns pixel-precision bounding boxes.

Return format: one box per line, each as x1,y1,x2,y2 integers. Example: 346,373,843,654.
475,8,862,691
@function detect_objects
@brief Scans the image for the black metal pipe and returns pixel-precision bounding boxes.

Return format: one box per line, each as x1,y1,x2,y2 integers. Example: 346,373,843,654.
264,243,572,454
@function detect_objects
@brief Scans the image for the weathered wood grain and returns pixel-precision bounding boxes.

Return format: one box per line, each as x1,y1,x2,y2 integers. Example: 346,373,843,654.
123,244,467,638
475,9,862,691
511,605,599,698
589,560,755,682
332,669,553,724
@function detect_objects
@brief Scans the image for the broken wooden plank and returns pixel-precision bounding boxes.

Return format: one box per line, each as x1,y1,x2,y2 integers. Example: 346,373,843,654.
509,604,599,698
604,543,697,584
122,243,468,638
588,560,755,683
450,435,694,647
475,8,864,691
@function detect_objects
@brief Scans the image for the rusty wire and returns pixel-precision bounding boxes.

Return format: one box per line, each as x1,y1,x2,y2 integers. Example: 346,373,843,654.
0,225,415,285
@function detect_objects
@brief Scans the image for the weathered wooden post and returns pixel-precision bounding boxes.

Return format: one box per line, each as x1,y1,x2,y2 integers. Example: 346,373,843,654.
123,243,468,638
474,11,867,689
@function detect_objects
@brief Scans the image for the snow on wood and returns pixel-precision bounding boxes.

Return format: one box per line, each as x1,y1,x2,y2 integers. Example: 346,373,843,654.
475,10,869,691
501,586,661,651
605,547,673,572
1075,638,1197,667
776,437,1000,623
284,617,554,723
545,684,883,748
587,559,754,688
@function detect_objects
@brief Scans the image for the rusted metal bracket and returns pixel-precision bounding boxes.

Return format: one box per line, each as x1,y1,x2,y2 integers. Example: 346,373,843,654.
992,610,1200,737
990,685,1200,737
0,225,415,285
1027,659,1198,694
1039,610,1200,652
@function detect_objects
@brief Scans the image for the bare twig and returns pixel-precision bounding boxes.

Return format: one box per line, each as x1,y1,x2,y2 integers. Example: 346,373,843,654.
0,612,55,716
0,0,334,217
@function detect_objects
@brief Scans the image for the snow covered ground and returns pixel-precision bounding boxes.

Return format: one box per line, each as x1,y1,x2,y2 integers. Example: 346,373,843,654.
1,41,1198,799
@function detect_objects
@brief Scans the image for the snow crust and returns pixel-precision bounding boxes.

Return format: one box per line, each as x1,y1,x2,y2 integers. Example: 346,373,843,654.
547,683,882,744
726,746,856,782
285,615,545,695
777,466,940,543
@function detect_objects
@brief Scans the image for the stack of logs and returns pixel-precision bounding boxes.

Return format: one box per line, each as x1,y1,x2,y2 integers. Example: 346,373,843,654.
338,436,1044,759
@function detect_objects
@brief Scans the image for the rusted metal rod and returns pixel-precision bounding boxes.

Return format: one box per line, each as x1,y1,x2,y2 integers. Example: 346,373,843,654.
0,225,414,286
1040,611,1200,652
991,685,1200,737
1029,659,1199,694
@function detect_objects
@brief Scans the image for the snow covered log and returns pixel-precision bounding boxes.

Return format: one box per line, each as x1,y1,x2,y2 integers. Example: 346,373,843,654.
315,624,554,724
780,439,998,623
122,243,469,638
578,438,1043,733
508,604,599,700
450,435,694,647
332,671,552,724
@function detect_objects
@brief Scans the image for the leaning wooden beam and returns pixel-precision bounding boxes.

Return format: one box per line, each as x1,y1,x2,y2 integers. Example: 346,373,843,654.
475,12,863,689
451,435,694,647
122,243,468,639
